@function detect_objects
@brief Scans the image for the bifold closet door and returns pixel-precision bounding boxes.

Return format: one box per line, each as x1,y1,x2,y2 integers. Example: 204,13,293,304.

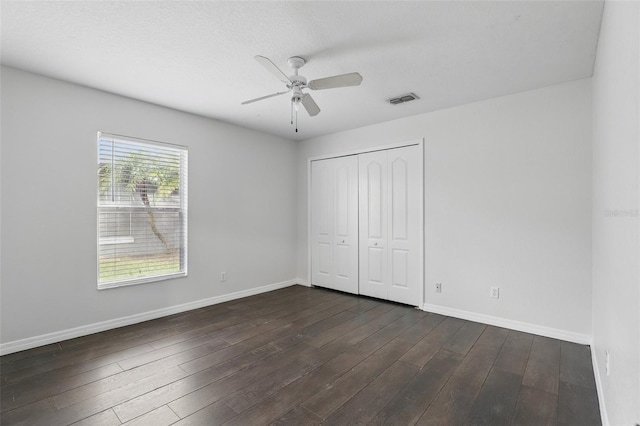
359,145,422,306
310,156,359,294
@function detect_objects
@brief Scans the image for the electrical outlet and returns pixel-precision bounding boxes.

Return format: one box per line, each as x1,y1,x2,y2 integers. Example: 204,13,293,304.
605,350,610,376
220,272,226,282
490,287,500,299
435,283,442,293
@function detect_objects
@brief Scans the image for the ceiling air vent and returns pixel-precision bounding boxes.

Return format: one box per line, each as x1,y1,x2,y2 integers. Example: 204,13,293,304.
388,93,419,105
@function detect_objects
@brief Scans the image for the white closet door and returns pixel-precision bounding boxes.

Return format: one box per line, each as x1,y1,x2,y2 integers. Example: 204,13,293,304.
386,145,422,305
358,150,388,299
311,159,333,288
311,156,359,294
359,145,422,306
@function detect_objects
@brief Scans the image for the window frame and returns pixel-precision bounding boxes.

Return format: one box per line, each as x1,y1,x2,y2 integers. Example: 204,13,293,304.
96,132,188,290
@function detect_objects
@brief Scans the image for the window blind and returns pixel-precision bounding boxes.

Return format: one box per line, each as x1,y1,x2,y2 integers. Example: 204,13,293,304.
97,132,188,289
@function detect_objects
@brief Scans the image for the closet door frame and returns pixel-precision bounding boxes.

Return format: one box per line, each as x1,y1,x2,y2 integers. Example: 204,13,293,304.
307,139,424,307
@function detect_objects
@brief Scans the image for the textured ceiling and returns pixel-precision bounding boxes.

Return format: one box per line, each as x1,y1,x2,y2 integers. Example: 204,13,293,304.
1,1,603,141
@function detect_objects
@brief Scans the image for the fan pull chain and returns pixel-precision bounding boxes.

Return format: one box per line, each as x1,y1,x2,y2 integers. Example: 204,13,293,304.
295,108,298,133
290,102,293,125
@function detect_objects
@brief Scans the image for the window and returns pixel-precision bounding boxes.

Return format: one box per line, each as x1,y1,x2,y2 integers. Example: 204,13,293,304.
97,132,188,289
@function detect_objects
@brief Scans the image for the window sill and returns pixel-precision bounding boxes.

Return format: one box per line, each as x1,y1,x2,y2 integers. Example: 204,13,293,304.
98,271,186,290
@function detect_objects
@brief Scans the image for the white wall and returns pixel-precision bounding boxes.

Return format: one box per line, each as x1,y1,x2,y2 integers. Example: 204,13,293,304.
297,79,593,342
0,67,298,349
591,1,640,424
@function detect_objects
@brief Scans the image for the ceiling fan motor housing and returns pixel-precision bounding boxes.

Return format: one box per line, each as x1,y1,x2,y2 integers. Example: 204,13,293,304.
287,56,308,90
288,75,307,89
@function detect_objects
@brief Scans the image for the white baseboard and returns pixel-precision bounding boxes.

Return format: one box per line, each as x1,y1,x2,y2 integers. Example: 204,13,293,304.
590,346,610,426
296,278,311,287
0,279,299,356
422,303,591,345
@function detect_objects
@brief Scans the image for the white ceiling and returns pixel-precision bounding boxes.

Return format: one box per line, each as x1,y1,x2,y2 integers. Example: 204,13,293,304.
1,1,603,141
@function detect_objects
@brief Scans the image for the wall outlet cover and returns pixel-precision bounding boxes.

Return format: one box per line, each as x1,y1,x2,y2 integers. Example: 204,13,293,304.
490,287,500,299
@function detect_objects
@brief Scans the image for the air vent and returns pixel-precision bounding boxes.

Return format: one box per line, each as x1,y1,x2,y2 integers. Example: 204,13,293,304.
388,93,419,105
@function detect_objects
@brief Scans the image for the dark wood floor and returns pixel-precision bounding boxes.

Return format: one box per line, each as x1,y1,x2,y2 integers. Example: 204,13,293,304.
0,285,601,426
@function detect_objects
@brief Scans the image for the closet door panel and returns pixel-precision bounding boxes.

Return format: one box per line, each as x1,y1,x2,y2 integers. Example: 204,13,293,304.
359,151,388,299
366,160,384,239
387,145,422,306
391,157,409,240
311,160,333,288
317,243,332,277
391,249,409,288
311,156,358,294
333,156,359,293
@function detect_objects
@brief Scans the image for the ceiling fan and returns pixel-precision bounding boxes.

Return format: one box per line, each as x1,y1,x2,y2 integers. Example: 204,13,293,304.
242,55,363,132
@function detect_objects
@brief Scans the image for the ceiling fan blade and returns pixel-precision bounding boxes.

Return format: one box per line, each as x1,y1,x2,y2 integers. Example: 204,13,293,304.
308,72,363,90
255,55,291,84
241,90,289,105
301,93,321,117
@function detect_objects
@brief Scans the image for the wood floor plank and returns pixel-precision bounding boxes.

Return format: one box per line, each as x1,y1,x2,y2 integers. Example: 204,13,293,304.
222,308,423,426
117,337,230,371
1,342,156,384
53,352,207,409
1,362,124,413
416,326,510,425
444,320,487,355
300,350,398,418
178,341,271,376
293,310,359,342
372,350,464,425
522,335,561,395
346,297,383,314
466,368,522,425
113,342,282,422
400,316,465,368
302,312,440,419
30,367,188,426
71,408,122,426
304,303,395,348
272,406,323,426
176,300,360,377
557,381,601,426
219,366,328,426
0,397,57,426
511,385,558,426
168,342,318,419
0,343,62,365
493,331,533,376
121,405,179,426
273,294,359,325
559,341,597,389
322,305,411,350
116,294,350,419
172,400,238,425
320,359,418,425
221,339,348,414
143,313,264,351
387,313,447,350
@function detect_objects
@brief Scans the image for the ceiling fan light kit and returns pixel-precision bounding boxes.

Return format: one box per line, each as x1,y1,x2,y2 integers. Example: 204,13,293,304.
242,55,363,133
